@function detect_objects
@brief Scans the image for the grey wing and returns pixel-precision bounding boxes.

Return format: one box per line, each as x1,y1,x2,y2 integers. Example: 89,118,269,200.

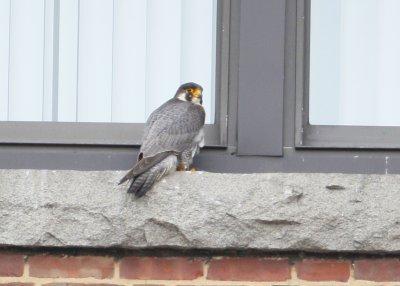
118,99,204,196
118,150,177,185
140,99,205,157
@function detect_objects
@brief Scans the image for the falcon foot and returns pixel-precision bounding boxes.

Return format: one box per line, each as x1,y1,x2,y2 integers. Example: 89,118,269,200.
190,167,197,172
176,163,187,171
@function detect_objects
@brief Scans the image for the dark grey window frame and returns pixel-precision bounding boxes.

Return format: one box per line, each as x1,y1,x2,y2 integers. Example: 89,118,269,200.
0,0,230,147
237,0,285,156
295,0,400,149
4,0,400,175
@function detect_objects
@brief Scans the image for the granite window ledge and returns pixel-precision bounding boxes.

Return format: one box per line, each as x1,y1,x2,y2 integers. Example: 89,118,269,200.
1,170,399,253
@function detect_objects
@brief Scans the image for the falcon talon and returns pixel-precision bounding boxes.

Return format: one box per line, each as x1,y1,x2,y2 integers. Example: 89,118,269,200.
176,163,187,172
119,82,205,198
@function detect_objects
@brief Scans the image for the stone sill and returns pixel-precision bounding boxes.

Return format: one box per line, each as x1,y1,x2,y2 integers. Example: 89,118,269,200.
1,170,399,253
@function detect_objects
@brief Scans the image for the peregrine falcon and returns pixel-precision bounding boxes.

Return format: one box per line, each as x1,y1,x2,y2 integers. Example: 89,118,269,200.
119,82,205,197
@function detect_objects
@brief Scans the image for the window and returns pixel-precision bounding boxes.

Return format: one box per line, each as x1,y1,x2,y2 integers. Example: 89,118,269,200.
296,0,400,148
3,0,398,174
0,0,229,146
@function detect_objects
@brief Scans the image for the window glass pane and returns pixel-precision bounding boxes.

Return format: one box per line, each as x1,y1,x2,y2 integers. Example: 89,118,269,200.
0,0,217,124
8,0,46,121
309,0,400,126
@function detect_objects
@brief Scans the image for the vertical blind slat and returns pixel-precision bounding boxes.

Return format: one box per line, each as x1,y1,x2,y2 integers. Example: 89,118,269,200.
181,0,215,124
0,0,10,121
58,0,78,122
77,0,113,122
42,0,55,121
310,0,400,126
339,0,379,125
145,0,182,117
309,0,342,125
112,0,146,123
2,0,216,124
376,0,400,126
9,0,45,121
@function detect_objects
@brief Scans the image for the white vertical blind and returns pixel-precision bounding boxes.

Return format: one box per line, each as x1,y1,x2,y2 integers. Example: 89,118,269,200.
181,0,216,123
0,0,217,124
8,0,45,121
309,0,341,125
58,0,78,121
376,0,400,126
42,0,55,121
145,0,182,118
112,0,147,123
0,0,10,121
338,0,379,125
77,0,113,122
310,0,400,126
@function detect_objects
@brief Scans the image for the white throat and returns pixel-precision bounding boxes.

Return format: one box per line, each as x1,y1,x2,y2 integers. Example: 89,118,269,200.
176,92,202,105
176,92,187,101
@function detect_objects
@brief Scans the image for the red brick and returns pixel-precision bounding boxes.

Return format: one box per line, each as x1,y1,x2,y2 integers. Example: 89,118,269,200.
29,255,114,278
207,258,290,282
42,284,123,286
129,285,164,286
130,285,164,286
119,257,203,280
0,254,24,277
124,284,163,286
0,284,33,286
295,259,350,282
354,259,400,282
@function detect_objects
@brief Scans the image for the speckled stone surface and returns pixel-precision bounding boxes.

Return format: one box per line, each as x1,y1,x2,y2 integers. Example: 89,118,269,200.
1,170,399,253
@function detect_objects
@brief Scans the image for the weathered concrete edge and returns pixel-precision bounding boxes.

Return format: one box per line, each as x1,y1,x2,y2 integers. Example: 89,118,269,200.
1,170,399,253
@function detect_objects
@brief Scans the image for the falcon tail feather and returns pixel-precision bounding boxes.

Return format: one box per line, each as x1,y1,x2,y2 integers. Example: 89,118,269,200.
127,166,164,197
118,151,177,185
127,173,146,194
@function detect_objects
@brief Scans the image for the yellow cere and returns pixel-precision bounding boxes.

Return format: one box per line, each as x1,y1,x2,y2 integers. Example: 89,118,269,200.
189,88,202,98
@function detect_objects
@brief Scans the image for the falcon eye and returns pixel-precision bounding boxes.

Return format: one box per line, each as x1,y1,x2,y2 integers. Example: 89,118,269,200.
186,88,193,94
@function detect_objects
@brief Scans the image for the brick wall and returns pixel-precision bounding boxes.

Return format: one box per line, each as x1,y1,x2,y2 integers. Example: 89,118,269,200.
1,251,400,286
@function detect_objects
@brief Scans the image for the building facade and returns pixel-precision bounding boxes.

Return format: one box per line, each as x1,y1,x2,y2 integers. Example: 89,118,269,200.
1,0,400,285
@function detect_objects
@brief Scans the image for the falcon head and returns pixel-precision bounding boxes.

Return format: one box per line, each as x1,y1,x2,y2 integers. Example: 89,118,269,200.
175,82,203,105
